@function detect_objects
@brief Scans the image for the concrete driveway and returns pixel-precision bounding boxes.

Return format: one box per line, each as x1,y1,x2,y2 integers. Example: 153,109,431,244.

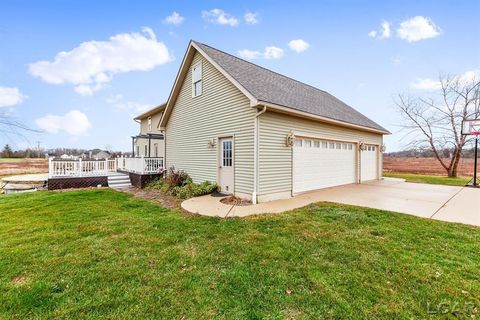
182,178,480,226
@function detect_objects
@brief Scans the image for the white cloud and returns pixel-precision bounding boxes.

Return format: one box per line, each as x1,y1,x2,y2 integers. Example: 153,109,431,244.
410,78,442,90
397,16,441,42
411,70,479,90
29,28,173,95
368,20,391,39
164,11,184,26
238,46,285,60
202,9,239,26
106,94,151,113
288,39,310,53
0,86,26,108
244,12,259,24
35,110,91,136
264,46,284,59
237,49,262,60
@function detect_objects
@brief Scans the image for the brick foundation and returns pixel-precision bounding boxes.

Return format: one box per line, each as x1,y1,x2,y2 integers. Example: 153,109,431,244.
48,176,108,190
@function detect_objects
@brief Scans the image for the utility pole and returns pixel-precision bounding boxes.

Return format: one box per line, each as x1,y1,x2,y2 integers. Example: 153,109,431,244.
474,136,478,187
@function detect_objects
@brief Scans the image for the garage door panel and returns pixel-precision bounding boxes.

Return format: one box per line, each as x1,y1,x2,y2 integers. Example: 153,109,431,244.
293,138,356,193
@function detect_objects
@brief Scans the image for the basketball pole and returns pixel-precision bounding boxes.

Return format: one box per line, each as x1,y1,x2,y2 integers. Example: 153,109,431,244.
474,135,478,187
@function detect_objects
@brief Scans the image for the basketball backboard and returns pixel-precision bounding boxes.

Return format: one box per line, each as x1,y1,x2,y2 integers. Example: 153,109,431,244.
462,119,480,136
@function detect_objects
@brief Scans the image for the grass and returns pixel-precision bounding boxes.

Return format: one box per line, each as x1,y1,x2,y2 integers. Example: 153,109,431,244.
384,172,471,186
1,189,479,319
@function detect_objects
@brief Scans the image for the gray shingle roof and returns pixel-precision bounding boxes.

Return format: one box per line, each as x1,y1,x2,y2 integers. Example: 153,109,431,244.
193,41,388,133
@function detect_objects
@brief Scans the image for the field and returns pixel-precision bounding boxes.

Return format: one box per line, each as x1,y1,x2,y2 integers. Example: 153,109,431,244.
1,189,479,319
0,158,48,177
383,156,475,176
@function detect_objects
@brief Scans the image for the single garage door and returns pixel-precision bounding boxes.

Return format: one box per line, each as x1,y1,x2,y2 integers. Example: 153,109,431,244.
361,145,378,181
293,137,357,193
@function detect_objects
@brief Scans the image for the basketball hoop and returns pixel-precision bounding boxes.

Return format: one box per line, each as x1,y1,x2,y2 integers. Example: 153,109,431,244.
462,118,480,187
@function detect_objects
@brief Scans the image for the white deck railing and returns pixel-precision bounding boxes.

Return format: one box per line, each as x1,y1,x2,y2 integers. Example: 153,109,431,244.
116,156,164,174
48,157,164,178
49,158,117,178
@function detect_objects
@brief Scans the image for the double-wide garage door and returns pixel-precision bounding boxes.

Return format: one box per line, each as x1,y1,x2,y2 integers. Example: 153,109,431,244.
293,138,357,193
293,137,378,194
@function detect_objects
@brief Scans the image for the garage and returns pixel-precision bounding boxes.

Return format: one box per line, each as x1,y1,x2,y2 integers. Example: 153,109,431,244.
361,144,378,181
293,137,357,193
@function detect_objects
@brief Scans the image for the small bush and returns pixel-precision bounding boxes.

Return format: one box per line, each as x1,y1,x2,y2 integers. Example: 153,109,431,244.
174,181,218,199
146,168,217,199
164,167,190,188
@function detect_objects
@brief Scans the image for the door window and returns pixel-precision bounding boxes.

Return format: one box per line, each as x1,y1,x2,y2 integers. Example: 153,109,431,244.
222,140,233,167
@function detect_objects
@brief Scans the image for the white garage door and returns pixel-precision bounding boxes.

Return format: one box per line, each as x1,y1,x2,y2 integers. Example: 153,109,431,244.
361,145,378,181
293,138,357,193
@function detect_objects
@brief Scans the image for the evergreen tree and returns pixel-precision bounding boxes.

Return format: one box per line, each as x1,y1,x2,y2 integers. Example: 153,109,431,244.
2,144,13,158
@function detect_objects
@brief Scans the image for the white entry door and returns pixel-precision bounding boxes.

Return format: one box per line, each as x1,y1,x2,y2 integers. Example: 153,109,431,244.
218,137,234,194
293,138,357,194
361,145,378,181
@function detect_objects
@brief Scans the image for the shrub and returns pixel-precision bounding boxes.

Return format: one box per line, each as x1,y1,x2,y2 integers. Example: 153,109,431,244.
174,181,218,199
146,168,217,199
164,167,190,188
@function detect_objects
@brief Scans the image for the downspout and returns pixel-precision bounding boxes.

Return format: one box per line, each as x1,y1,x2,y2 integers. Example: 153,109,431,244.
253,105,267,204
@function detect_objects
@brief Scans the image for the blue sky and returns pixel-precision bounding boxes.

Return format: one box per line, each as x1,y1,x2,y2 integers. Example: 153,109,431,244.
0,0,479,152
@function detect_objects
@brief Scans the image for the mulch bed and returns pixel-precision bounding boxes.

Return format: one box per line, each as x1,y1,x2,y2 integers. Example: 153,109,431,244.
123,187,181,209
220,194,252,206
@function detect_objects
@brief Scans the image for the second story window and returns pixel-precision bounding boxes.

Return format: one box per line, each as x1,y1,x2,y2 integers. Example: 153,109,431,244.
147,117,152,132
192,62,202,97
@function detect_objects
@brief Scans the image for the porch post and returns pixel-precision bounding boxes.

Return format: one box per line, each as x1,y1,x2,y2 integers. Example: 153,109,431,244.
148,134,151,157
131,137,135,157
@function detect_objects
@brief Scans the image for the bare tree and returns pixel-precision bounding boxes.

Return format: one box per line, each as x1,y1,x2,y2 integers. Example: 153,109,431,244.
396,74,480,177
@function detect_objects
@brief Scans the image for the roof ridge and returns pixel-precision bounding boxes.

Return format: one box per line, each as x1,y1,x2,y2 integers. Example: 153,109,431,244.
192,40,332,96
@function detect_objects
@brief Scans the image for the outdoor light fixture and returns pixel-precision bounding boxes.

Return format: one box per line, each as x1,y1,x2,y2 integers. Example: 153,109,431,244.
207,139,216,148
380,144,386,152
286,132,295,147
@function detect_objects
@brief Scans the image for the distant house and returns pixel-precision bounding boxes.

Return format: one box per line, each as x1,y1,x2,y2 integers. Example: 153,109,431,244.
153,40,390,203
90,150,111,159
60,154,77,159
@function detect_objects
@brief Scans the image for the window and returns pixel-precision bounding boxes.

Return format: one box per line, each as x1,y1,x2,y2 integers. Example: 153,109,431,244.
305,140,312,148
144,145,148,156
342,143,347,150
313,141,320,148
136,146,139,157
348,144,353,150
322,141,328,149
222,140,232,167
154,143,158,157
295,139,303,147
372,146,376,151
147,117,152,132
336,143,341,149
192,62,202,97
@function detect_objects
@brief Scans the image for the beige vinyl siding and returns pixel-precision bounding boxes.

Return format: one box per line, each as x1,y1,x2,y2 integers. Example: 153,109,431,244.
139,112,163,134
135,139,165,157
166,51,255,195
258,111,383,196
134,112,165,157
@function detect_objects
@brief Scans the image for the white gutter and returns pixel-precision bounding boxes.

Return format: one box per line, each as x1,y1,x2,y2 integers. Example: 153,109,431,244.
253,105,267,204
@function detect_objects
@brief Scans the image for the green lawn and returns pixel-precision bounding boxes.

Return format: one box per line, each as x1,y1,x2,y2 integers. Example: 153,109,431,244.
384,172,471,186
0,158,25,162
1,190,479,319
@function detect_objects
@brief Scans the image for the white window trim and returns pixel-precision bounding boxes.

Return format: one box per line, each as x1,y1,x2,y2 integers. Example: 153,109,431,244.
147,117,152,132
192,61,202,98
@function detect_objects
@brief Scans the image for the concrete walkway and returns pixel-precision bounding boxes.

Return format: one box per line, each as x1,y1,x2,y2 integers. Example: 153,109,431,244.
181,178,480,226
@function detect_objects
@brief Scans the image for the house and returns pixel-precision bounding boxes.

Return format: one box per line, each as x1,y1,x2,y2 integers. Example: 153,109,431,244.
90,150,111,159
157,40,389,203
132,104,165,157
